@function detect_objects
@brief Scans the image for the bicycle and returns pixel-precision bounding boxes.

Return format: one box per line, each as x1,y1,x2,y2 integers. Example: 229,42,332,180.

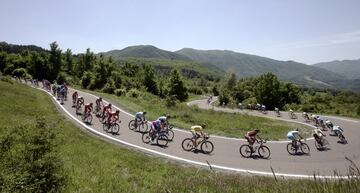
181,134,214,154
302,114,310,122
275,110,281,117
164,125,174,141
239,139,271,159
82,109,93,124
93,104,103,117
142,129,169,147
128,119,148,133
338,133,347,144
314,136,329,150
289,111,297,119
287,139,310,155
102,119,120,134
75,102,83,115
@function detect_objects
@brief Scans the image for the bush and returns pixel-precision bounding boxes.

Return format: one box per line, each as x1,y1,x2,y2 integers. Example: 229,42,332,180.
102,80,116,94
81,71,94,89
357,105,360,116
188,87,203,95
114,89,126,96
57,72,67,85
0,118,66,192
126,88,141,98
166,95,178,107
0,75,13,84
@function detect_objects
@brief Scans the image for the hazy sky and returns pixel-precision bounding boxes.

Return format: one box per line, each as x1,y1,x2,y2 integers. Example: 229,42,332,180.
1,0,360,64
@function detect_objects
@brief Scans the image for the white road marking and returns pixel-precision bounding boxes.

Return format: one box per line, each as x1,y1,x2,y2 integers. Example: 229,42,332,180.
26,85,356,179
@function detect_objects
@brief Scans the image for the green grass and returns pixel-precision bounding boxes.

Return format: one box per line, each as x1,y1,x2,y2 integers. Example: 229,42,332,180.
0,79,359,192
76,87,313,140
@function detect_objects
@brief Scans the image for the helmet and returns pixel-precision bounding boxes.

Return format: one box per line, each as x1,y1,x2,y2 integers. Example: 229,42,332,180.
295,128,299,131
143,111,147,114
254,129,260,133
303,112,306,115
89,102,93,106
201,123,206,128
160,119,166,123
108,103,112,107
116,110,120,113
99,97,102,101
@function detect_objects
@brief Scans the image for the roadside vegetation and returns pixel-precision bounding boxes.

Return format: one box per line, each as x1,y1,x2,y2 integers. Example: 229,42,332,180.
1,75,360,192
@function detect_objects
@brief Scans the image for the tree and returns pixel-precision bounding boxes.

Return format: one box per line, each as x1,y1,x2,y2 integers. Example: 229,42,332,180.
29,52,49,80
167,69,188,102
0,51,7,73
142,65,158,95
225,72,237,91
64,49,74,74
81,71,94,89
48,42,62,81
254,73,281,109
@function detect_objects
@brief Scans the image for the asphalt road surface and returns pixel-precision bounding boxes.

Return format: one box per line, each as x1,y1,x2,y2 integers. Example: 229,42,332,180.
25,82,360,179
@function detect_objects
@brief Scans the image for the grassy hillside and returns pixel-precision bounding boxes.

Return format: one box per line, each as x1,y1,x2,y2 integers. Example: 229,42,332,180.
1,77,359,192
101,45,191,61
176,48,355,90
314,59,360,79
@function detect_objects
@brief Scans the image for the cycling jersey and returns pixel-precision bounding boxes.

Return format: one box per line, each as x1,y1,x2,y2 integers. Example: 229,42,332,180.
333,126,343,135
151,120,162,132
84,103,93,113
135,112,145,119
190,126,203,136
287,131,299,141
312,128,323,137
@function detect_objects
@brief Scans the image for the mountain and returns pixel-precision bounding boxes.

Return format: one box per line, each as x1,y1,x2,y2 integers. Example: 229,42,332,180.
175,48,351,89
101,45,190,61
313,59,360,79
0,41,47,54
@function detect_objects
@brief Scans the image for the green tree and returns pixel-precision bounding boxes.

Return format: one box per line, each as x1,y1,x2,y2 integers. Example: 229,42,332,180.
0,51,7,73
81,71,94,89
167,69,188,102
254,73,281,109
64,49,74,74
29,52,49,80
48,42,62,81
142,65,158,95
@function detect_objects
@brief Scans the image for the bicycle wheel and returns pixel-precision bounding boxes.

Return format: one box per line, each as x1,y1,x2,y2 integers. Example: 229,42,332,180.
286,143,296,155
314,140,322,149
181,138,194,151
157,134,169,147
201,141,214,154
142,132,151,144
102,122,110,133
111,123,120,134
258,145,271,159
128,120,136,130
300,143,310,154
85,114,93,124
166,129,174,141
138,122,148,133
239,144,252,158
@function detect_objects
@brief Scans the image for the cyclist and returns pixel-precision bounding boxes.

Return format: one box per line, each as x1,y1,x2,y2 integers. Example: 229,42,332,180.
303,112,310,121
311,114,316,122
313,127,326,147
76,96,84,107
150,119,166,140
84,102,93,115
245,128,261,152
325,119,334,130
157,115,170,127
102,103,112,119
287,129,304,148
107,110,120,128
190,124,206,147
332,125,344,136
134,111,147,127
72,91,78,106
95,97,103,113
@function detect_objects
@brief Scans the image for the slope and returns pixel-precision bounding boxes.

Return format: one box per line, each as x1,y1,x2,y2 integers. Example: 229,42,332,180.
314,59,360,79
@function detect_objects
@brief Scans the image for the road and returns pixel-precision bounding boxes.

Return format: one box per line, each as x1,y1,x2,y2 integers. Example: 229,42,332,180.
27,83,360,179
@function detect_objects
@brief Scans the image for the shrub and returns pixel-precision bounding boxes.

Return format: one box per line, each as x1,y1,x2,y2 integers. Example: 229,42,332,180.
188,87,203,95
102,80,116,94
166,95,178,107
0,118,66,192
81,71,94,89
126,88,141,98
57,72,67,85
114,89,126,96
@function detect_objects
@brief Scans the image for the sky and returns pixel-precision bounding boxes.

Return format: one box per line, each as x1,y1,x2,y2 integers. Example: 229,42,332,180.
1,0,360,64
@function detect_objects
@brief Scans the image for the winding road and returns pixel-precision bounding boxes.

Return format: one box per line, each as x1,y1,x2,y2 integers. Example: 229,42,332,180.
27,82,360,179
